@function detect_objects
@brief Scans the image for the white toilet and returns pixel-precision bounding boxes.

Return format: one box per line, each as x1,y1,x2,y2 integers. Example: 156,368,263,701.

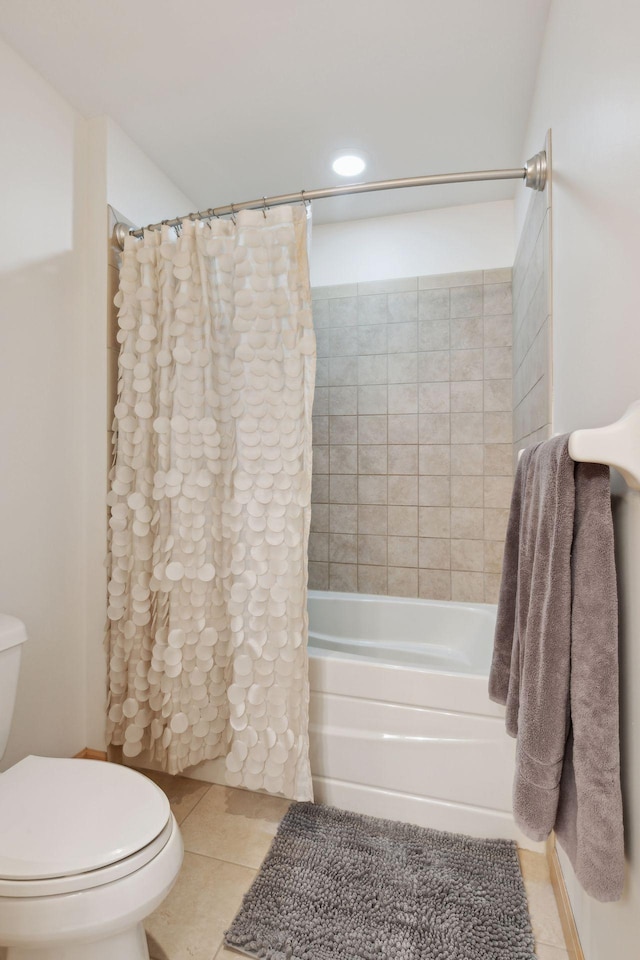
0,614,184,960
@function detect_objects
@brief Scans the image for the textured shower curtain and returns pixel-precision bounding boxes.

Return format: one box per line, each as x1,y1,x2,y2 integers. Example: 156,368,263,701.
106,207,315,801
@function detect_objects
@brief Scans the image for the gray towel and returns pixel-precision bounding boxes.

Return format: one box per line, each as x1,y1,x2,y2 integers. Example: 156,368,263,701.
489,435,624,902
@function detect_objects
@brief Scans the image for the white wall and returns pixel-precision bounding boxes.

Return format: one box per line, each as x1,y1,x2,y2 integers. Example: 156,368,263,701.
310,199,515,287
0,37,87,767
518,1,640,956
82,116,195,749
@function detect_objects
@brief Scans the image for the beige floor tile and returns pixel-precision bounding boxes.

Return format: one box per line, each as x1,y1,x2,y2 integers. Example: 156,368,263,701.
517,850,567,951
137,768,211,825
180,782,290,869
145,852,255,960
535,943,569,959
519,849,551,883
215,947,247,959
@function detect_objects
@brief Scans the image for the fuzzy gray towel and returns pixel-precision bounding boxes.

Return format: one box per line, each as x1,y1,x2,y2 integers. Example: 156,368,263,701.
489,435,624,901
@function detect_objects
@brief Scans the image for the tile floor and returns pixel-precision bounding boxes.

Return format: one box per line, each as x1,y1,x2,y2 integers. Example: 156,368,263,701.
142,770,570,960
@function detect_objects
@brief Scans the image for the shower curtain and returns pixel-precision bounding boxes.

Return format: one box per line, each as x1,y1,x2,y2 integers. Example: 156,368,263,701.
106,206,315,801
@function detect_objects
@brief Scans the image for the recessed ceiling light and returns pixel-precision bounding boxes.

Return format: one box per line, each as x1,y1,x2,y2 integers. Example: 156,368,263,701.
332,154,366,177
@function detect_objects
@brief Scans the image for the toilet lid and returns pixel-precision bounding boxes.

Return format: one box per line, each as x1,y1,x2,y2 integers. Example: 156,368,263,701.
0,756,171,880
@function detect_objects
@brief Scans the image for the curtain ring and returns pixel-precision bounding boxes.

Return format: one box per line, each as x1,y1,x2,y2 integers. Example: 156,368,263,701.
301,189,311,209
262,196,269,219
230,203,237,225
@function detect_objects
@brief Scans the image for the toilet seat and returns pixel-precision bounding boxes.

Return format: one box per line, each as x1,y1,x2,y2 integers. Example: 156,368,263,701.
0,756,170,894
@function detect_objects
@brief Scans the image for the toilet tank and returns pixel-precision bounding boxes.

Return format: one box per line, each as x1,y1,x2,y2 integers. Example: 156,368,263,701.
0,615,26,761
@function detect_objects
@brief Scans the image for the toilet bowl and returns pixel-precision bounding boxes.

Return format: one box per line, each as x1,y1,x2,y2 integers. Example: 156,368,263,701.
0,755,184,960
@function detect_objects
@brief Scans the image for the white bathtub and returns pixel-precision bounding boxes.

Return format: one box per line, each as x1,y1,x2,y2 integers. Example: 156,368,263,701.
307,590,538,849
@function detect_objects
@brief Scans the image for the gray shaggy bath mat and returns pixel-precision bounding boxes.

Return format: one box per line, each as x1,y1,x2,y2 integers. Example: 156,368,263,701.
225,802,535,960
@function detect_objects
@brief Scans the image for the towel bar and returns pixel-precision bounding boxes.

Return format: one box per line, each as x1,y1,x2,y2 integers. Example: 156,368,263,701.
568,400,640,491
516,401,640,491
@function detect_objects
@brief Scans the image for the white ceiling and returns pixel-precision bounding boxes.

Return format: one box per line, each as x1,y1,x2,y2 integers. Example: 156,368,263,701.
0,0,550,223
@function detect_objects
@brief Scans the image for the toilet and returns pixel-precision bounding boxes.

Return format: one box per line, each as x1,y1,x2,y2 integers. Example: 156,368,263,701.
0,615,183,960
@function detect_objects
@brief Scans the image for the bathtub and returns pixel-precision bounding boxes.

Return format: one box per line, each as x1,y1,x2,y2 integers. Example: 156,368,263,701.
307,590,538,849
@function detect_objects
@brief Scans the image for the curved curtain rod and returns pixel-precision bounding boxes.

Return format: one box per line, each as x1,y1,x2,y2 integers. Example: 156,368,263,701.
113,150,547,249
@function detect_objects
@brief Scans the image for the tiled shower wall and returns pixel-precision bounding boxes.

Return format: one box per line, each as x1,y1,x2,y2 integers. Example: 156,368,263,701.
308,270,514,603
513,137,552,457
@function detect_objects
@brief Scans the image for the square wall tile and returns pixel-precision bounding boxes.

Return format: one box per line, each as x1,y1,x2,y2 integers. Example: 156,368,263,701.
483,283,512,316
358,354,387,385
358,565,388,594
358,504,388,535
484,380,512,412
330,445,357,474
330,503,358,534
387,505,418,537
308,532,329,562
329,563,357,591
329,297,358,326
419,569,451,600
358,535,387,566
450,412,483,444
484,508,510,540
418,414,450,444
450,539,484,572
358,324,387,354
450,381,483,412
418,320,450,351
418,382,450,413
358,294,388,325
451,507,484,539
315,357,329,387
389,445,418,475
330,327,358,357
388,291,418,323
388,352,418,383
450,317,483,350
419,445,451,475
358,445,388,474
418,476,450,506
388,383,418,414
311,474,329,503
308,562,329,590
418,538,451,569
330,415,357,444
388,566,418,597
450,444,484,476
389,414,418,444
388,536,418,567
329,475,357,503
484,346,512,380
358,384,388,414
484,540,505,574
484,476,514,509
484,412,513,444
484,444,513,476
388,475,419,505
329,385,357,415
358,475,388,504
358,414,387,444
329,533,357,563
418,350,450,382
452,571,485,602
451,476,483,508
419,507,451,538
450,349,483,381
388,322,418,354
312,415,329,444
312,445,329,473
329,356,358,386
310,503,329,532
418,288,450,320
450,284,482,318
